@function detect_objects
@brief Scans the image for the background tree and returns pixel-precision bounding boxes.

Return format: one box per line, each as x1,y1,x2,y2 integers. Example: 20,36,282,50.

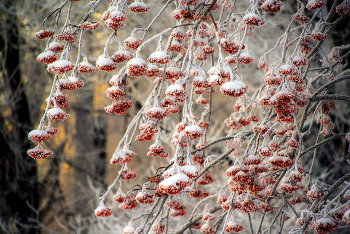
0,0,39,233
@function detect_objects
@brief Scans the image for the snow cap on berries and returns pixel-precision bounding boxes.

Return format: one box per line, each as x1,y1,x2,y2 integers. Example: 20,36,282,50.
208,74,224,86
183,125,204,140
48,41,65,53
129,1,150,13
278,64,295,74
47,107,70,120
180,165,199,179
124,36,142,50
126,58,147,77
35,29,54,39
96,55,117,72
123,222,136,234
106,86,125,99
159,173,191,194
306,0,326,11
165,83,185,97
220,80,248,97
225,165,241,176
238,52,254,64
148,51,170,64
48,60,74,74
112,50,134,63
94,204,112,217
225,221,244,232
28,129,52,143
68,76,84,88
242,12,265,26
109,10,127,22
37,51,58,64
78,61,96,74
135,191,154,204
110,149,136,165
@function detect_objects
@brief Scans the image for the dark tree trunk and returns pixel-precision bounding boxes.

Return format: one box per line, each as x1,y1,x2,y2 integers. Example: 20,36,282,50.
94,115,107,179
0,1,40,233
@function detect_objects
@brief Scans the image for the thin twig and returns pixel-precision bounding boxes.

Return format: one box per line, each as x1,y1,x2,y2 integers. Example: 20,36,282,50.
247,213,254,234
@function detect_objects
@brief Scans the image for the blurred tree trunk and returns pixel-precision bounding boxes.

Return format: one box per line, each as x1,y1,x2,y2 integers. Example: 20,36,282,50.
0,0,39,233
94,115,106,179
74,82,95,216
74,80,108,216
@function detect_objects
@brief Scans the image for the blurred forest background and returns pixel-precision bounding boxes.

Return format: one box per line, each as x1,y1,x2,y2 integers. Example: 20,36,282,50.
1,0,349,233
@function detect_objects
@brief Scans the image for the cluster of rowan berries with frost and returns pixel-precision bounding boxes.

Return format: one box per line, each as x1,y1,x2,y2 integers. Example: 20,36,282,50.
30,0,350,233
